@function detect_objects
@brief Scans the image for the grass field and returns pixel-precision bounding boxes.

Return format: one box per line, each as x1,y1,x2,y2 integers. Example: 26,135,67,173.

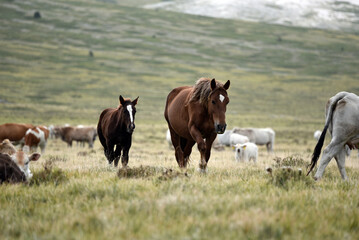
1,0,359,239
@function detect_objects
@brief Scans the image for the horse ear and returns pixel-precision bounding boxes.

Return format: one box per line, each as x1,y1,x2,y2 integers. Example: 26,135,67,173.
132,96,139,105
210,78,216,90
119,95,125,105
223,80,230,90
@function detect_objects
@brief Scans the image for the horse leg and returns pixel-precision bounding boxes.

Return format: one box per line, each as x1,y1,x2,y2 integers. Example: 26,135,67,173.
203,133,217,166
183,139,195,168
169,127,185,168
189,125,207,172
106,141,115,165
334,147,348,180
114,145,122,167
121,147,130,168
314,138,346,180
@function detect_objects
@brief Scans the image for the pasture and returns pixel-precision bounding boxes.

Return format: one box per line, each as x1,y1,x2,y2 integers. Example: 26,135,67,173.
1,0,359,239
2,131,359,239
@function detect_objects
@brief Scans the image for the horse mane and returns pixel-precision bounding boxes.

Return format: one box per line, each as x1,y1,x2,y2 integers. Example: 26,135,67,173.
189,78,225,106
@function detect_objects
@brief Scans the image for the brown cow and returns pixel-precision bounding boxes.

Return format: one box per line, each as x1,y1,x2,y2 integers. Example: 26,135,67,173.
23,126,50,153
0,123,34,145
54,126,97,148
0,140,41,183
0,153,27,184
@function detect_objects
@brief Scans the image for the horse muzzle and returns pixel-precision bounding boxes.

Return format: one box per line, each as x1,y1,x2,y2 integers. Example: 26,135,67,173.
215,123,226,134
127,123,135,133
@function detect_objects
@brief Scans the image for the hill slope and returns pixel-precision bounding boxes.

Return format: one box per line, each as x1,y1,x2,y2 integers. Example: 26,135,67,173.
1,0,358,140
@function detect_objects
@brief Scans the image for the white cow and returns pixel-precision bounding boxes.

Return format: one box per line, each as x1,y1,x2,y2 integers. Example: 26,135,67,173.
233,127,275,153
234,142,258,163
308,92,359,180
229,133,249,146
216,130,232,146
216,130,249,146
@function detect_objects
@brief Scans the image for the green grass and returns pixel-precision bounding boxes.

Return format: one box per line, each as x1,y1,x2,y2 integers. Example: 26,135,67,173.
1,0,359,239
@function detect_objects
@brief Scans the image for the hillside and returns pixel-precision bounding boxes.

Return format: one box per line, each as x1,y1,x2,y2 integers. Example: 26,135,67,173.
1,0,359,141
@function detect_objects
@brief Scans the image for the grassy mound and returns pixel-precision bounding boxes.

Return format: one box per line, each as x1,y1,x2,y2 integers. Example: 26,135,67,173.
267,155,314,189
30,159,68,186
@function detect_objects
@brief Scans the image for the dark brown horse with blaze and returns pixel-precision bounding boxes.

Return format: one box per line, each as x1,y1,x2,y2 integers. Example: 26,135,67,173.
164,78,230,172
97,95,138,168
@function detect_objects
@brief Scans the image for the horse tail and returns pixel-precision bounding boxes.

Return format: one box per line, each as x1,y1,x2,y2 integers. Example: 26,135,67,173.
307,92,348,175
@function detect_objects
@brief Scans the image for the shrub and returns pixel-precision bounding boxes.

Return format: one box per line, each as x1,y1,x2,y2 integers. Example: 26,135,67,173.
30,159,68,186
267,166,315,189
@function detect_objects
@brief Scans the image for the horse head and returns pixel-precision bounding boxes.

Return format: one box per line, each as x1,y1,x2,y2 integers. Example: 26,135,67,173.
119,95,139,134
208,78,230,134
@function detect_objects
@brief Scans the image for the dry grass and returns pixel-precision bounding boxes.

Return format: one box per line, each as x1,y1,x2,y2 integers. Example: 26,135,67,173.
0,127,356,239
0,124,359,239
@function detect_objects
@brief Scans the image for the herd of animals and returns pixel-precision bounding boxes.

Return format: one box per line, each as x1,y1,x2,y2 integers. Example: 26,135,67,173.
1,78,359,184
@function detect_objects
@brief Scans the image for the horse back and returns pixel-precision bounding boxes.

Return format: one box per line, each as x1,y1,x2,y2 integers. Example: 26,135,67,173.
164,86,191,119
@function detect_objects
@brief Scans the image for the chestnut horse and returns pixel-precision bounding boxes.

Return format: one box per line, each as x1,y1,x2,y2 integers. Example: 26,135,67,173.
164,78,230,172
97,95,138,168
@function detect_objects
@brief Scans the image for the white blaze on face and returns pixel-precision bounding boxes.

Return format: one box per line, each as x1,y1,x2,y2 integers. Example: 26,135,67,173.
219,94,225,103
127,105,134,123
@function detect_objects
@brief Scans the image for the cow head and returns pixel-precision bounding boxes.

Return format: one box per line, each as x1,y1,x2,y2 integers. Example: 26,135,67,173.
0,139,17,155
235,144,246,154
119,95,139,134
10,151,41,180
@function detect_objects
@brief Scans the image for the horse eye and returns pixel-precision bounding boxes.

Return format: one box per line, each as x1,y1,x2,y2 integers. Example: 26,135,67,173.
212,100,216,105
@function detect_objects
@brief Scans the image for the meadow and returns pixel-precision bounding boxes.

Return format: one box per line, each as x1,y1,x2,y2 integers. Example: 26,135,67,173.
1,0,359,239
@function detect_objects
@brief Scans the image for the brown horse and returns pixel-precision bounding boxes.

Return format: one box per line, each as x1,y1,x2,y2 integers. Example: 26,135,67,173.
164,78,230,172
97,95,138,168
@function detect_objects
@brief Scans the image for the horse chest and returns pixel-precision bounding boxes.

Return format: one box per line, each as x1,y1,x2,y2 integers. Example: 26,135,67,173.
112,129,131,143
198,122,215,138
